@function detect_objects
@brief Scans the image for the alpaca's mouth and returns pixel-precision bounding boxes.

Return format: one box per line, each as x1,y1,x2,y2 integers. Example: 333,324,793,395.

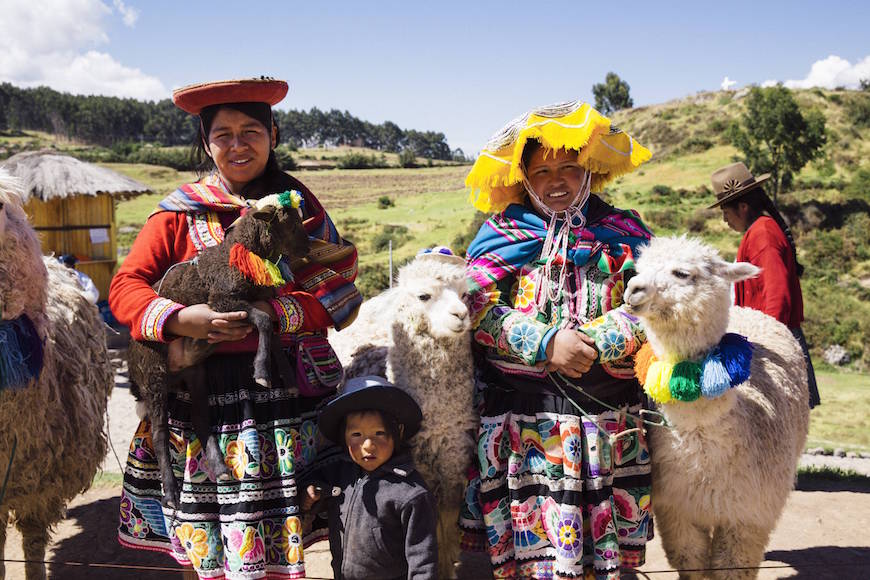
623,292,645,312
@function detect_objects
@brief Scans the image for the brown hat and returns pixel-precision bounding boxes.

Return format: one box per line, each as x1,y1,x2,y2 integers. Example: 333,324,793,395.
172,77,288,115
708,162,770,208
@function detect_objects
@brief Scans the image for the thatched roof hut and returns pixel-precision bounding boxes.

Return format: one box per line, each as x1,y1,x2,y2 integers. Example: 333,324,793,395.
2,150,150,201
1,150,151,301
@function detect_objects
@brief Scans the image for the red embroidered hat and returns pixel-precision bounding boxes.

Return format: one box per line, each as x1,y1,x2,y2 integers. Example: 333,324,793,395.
172,77,288,115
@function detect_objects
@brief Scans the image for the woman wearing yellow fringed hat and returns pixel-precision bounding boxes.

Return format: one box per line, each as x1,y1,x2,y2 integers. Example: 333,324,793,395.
459,101,654,579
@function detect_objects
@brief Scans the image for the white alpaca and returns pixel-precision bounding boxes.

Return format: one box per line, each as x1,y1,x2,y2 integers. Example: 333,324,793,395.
330,252,477,575
0,171,113,580
624,236,809,580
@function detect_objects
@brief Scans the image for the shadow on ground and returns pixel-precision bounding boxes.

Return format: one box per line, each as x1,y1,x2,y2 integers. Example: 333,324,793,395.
49,496,184,579
796,473,870,493
765,546,870,579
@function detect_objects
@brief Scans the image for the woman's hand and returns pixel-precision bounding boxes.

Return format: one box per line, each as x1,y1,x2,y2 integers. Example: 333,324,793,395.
165,303,252,343
545,329,598,378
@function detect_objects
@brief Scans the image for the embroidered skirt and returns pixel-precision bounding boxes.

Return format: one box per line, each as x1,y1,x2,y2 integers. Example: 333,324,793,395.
459,383,653,579
118,351,336,580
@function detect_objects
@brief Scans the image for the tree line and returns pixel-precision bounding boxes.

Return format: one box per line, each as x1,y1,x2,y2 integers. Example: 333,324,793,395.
0,82,454,160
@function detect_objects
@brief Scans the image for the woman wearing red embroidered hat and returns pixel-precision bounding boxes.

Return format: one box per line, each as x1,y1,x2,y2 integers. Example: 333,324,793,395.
110,78,362,579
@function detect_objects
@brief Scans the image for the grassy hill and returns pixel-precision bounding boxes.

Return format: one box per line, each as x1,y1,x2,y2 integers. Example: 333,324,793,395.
5,88,869,369
108,88,870,370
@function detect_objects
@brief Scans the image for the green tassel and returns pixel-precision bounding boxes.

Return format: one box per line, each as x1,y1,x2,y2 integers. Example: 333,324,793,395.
669,360,702,402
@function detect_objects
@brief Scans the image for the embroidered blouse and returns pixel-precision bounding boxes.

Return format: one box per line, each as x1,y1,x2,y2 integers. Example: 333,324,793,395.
466,198,650,396
110,210,332,346
109,174,357,347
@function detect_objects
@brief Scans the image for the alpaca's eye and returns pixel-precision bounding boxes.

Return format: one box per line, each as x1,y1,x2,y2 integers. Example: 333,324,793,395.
672,269,691,280
418,293,431,302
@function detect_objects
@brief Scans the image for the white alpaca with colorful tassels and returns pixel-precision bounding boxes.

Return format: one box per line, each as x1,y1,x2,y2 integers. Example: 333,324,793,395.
624,235,809,578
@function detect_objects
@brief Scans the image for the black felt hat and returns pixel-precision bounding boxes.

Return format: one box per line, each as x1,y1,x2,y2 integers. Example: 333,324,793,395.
318,376,422,444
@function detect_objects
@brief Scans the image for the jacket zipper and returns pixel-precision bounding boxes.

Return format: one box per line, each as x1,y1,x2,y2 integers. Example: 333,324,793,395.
340,471,366,579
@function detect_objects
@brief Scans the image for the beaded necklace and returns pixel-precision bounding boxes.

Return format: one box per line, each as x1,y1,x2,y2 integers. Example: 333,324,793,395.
635,333,753,404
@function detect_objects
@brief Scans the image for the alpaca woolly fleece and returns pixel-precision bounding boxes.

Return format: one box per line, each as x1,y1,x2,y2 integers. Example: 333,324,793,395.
0,170,113,580
0,176,48,335
329,253,477,575
625,235,809,577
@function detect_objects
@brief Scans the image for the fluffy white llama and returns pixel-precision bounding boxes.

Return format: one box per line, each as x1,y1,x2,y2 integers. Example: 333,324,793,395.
0,172,113,580
329,251,477,575
624,236,809,580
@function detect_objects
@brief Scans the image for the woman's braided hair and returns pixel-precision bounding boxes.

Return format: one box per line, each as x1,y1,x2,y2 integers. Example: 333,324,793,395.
725,187,805,277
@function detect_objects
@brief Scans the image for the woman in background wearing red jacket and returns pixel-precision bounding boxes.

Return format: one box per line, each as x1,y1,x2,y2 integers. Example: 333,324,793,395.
710,162,820,408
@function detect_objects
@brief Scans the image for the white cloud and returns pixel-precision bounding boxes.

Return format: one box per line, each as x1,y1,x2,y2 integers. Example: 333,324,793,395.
782,55,870,89
112,0,139,27
0,0,165,100
760,79,778,88
721,76,738,90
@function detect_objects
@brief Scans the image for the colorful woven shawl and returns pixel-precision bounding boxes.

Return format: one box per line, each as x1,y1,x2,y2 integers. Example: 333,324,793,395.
157,181,247,213
466,195,652,292
155,174,362,329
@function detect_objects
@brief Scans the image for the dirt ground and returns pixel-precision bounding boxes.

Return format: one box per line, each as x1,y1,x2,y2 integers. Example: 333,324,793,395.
4,475,869,579
4,358,868,579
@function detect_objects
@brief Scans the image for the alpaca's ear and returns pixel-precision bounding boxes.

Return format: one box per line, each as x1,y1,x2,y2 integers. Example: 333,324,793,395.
717,260,761,282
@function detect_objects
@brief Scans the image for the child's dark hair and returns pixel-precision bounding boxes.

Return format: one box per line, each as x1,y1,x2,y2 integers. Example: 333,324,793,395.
340,408,407,451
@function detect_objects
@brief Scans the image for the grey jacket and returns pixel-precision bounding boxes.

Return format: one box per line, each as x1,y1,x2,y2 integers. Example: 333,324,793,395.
307,452,438,580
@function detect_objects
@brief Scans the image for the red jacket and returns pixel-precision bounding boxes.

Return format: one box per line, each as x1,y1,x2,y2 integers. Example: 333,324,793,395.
109,210,333,350
734,215,804,328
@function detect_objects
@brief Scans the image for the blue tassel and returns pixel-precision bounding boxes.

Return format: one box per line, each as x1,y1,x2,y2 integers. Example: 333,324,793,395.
700,349,731,398
15,316,44,379
0,316,44,392
0,323,32,390
276,257,295,284
719,333,753,386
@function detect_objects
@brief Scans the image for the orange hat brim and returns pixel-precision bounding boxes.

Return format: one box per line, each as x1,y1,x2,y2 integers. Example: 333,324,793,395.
172,78,288,115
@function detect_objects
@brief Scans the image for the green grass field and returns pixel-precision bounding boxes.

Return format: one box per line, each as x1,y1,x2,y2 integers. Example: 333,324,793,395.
807,370,870,452
73,162,870,455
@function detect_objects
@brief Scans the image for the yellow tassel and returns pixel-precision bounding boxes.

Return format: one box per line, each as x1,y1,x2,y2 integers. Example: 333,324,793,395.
263,259,286,286
644,360,674,404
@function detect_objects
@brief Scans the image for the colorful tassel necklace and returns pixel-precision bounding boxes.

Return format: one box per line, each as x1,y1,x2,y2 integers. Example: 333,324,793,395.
229,245,288,287
228,190,304,287
635,333,753,404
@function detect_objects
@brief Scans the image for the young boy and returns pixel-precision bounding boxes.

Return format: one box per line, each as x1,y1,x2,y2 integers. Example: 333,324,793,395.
304,375,438,580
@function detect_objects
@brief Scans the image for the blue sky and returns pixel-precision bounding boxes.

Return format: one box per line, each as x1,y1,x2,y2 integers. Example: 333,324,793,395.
1,0,868,152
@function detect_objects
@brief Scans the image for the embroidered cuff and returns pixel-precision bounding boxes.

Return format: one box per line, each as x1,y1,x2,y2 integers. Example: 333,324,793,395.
536,326,560,362
140,297,185,342
580,307,646,363
271,296,304,334
502,312,551,366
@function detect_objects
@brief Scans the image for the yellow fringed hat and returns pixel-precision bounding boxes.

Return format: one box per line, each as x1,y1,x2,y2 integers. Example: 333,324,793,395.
466,101,652,213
